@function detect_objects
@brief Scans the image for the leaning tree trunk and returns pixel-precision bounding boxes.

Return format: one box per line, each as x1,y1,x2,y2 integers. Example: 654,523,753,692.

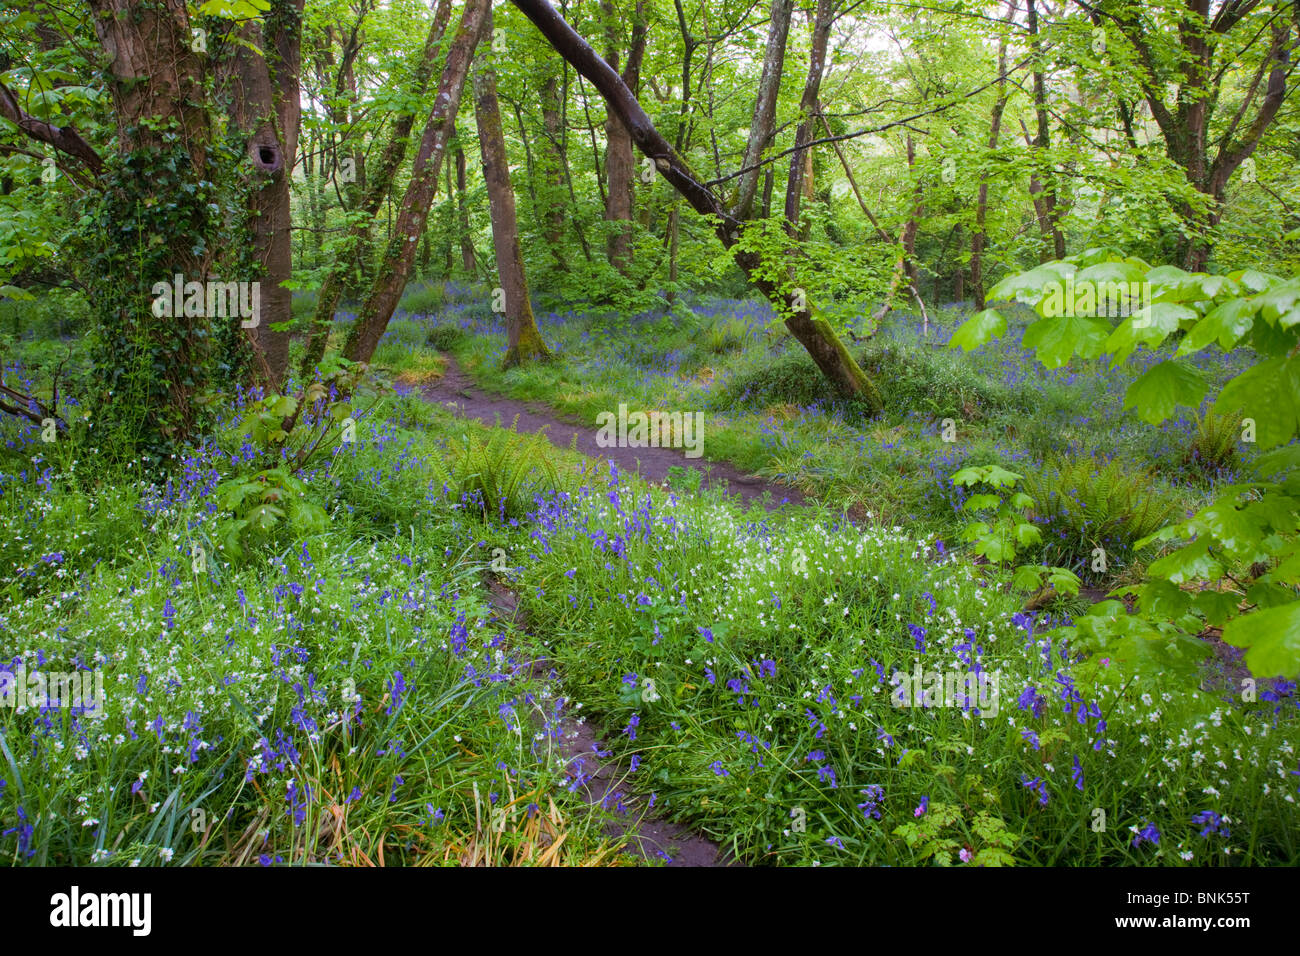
509,0,880,410
473,15,552,368
299,0,454,378
342,0,489,365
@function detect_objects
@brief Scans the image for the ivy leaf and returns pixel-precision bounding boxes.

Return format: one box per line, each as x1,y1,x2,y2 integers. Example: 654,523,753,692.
1123,360,1207,425
1022,314,1111,369
1214,356,1300,449
949,308,1006,351
1222,601,1300,678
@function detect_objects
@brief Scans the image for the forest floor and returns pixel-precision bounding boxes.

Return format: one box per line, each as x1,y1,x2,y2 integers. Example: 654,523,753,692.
421,353,808,511
3,286,1297,867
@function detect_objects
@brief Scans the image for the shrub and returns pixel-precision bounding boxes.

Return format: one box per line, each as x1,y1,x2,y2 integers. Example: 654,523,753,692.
431,415,562,521
1022,458,1180,581
1185,409,1242,476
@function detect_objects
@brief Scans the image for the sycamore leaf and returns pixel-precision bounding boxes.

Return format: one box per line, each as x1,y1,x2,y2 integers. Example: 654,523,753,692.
1022,314,1111,369
1123,360,1207,425
1222,601,1300,678
1106,302,1191,363
950,309,1006,351
1214,356,1300,449
1176,297,1256,356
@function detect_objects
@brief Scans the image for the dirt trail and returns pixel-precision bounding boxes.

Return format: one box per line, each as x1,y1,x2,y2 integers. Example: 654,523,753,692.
419,356,764,865
419,355,808,511
485,581,735,867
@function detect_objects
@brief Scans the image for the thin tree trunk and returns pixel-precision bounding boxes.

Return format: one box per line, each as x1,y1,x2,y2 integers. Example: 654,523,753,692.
300,0,454,377
600,0,647,272
783,0,834,233
539,71,569,266
970,20,1009,311
473,17,552,368
734,0,794,220
1025,0,1064,261
343,0,490,364
455,144,479,274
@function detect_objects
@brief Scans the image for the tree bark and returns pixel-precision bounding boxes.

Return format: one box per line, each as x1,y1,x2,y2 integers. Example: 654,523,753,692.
343,0,489,364
455,143,479,274
783,0,834,233
601,0,648,272
226,0,304,390
509,0,880,409
970,18,1009,310
734,0,794,220
1025,0,1064,261
300,0,454,378
473,16,552,368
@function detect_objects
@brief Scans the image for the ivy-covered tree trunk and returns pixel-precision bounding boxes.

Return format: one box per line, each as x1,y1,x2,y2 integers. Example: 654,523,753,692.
473,16,552,368
510,0,881,410
343,0,489,364
85,0,217,454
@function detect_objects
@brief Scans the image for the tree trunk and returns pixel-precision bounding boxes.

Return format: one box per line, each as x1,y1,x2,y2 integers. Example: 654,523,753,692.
783,0,834,233
539,71,569,266
300,0,454,378
509,0,880,410
970,21,1009,311
1025,0,1065,261
473,16,552,368
84,0,215,451
455,144,479,274
343,0,490,364
734,0,794,220
227,0,304,390
601,0,647,272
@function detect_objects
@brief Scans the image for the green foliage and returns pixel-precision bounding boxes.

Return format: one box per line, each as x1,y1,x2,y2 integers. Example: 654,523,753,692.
1185,409,1243,475
953,464,1081,597
1022,458,1180,581
429,414,561,521
426,323,465,351
213,466,329,559
963,251,1300,677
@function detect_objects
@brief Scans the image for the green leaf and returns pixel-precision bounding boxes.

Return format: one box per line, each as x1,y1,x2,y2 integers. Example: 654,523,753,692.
1222,601,1300,678
1122,360,1207,425
1147,538,1223,584
1022,314,1111,369
1106,302,1191,363
949,308,1006,351
962,493,1002,512
1214,356,1300,449
1176,298,1256,356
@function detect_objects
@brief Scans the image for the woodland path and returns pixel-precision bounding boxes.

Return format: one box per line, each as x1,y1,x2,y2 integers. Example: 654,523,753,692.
418,353,820,866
